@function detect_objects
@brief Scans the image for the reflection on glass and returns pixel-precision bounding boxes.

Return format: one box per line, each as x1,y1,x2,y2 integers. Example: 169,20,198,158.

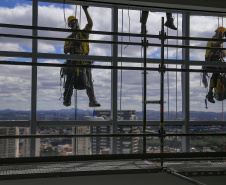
0,65,31,118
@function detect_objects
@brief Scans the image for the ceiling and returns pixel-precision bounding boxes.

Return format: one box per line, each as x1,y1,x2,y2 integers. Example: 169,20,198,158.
38,0,226,12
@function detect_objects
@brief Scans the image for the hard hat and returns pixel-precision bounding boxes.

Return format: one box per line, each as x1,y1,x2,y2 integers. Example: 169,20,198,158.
67,15,77,26
215,27,226,33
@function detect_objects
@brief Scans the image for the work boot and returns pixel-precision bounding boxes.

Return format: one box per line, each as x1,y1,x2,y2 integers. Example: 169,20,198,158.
206,92,215,103
164,18,177,30
63,100,71,107
140,11,149,34
89,100,101,107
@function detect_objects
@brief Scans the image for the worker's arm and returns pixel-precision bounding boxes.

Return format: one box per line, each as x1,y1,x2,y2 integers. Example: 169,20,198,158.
83,6,93,27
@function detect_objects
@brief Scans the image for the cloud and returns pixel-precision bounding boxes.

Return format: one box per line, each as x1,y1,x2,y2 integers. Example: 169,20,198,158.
0,42,25,52
38,41,56,52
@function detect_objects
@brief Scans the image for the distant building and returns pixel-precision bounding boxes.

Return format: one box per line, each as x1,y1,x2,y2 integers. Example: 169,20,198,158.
0,127,19,158
21,127,40,157
90,110,139,154
20,127,31,157
76,126,91,155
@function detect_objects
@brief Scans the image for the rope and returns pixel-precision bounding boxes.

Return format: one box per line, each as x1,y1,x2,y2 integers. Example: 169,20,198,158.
63,0,67,28
79,5,82,26
59,72,64,100
124,5,130,49
75,4,77,18
166,27,170,120
119,9,124,120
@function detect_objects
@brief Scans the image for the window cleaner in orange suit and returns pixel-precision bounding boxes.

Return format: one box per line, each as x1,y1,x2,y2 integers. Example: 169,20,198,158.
63,6,100,107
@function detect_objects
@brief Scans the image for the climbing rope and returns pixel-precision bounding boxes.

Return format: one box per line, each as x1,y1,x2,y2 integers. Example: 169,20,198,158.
63,0,67,28
124,5,131,49
166,27,170,120
119,9,124,120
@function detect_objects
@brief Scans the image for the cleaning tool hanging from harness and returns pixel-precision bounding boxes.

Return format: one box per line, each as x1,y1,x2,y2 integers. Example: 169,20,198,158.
60,60,90,90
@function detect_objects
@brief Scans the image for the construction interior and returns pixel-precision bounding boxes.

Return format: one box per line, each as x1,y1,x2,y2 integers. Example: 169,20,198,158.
0,0,226,185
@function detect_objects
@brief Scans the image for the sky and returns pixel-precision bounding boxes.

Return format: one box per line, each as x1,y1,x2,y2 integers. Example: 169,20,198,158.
0,0,226,115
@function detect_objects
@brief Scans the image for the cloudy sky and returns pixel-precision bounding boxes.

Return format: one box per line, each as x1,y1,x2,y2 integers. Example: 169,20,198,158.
0,0,226,116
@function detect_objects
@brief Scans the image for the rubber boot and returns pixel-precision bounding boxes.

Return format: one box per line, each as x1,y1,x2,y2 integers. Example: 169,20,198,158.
63,85,72,107
164,13,177,30
206,92,215,103
89,100,101,107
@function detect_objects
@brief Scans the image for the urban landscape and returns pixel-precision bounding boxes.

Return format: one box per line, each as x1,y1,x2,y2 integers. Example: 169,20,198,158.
0,109,225,158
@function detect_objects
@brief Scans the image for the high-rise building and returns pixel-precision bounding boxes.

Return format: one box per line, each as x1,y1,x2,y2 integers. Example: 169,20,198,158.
76,126,91,155
90,110,139,154
0,127,19,158
20,127,31,157
0,127,40,158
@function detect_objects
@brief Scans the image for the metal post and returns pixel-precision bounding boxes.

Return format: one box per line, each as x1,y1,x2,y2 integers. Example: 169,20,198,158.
110,5,118,154
182,12,190,153
160,17,165,166
142,25,147,154
75,90,77,120
30,0,38,157
72,90,77,155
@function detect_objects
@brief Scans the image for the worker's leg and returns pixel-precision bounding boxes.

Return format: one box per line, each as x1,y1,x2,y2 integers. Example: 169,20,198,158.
140,11,149,34
207,72,219,103
86,68,100,107
63,67,74,106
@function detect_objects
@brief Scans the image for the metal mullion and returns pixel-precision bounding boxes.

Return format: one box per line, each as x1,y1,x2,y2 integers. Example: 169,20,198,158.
0,133,160,139
3,32,226,51
37,53,112,61
0,121,30,127
3,60,226,73
2,132,226,139
2,22,226,42
181,12,190,153
0,51,32,58
30,0,38,157
2,119,225,127
110,5,118,155
189,121,226,126
117,121,184,126
118,57,184,65
37,120,112,127
0,33,142,46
